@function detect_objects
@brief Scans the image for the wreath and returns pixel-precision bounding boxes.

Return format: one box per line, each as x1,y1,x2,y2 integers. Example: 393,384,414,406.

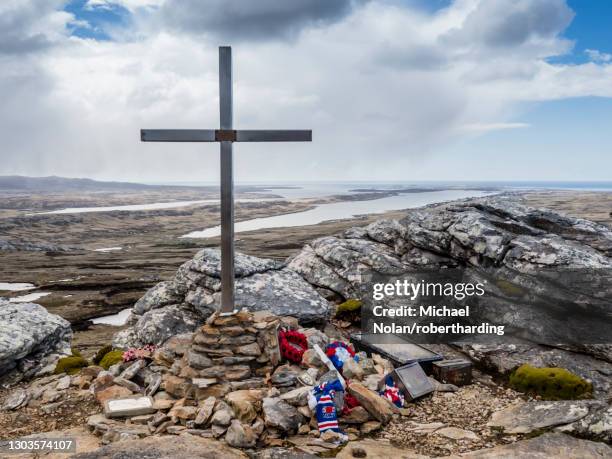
278,330,308,363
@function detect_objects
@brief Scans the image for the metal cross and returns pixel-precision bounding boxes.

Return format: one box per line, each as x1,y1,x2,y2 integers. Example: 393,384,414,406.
140,46,312,315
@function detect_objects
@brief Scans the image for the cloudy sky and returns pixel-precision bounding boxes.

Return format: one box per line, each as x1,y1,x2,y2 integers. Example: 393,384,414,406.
1,0,611,183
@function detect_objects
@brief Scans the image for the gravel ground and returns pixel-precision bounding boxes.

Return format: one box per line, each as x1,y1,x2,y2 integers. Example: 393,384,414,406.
378,383,527,457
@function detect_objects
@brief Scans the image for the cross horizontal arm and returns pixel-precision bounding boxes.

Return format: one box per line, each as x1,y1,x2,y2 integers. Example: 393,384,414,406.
141,129,216,142
235,130,312,142
141,129,312,143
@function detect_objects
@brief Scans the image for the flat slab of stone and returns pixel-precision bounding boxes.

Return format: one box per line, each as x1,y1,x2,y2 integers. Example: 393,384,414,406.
446,432,611,458
434,426,479,441
488,400,601,434
70,434,247,459
103,396,155,418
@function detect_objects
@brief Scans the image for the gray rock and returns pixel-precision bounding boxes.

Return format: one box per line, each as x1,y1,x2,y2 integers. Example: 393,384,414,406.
116,249,331,347
2,388,29,410
452,432,611,458
69,434,246,459
556,403,612,443
0,301,72,384
114,377,142,393
120,359,146,380
488,400,604,434
262,397,303,432
187,350,213,369
211,402,233,427
189,248,282,278
145,373,162,397
113,304,204,348
225,419,257,448
133,281,183,316
55,375,71,391
279,386,313,406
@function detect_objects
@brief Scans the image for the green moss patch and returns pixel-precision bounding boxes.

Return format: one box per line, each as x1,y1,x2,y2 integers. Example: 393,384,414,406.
335,299,362,316
509,364,592,400
99,350,124,370
54,356,88,375
93,344,114,365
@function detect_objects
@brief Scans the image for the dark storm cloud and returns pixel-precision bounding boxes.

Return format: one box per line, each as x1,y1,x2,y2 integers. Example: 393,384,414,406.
159,0,368,41
0,0,65,55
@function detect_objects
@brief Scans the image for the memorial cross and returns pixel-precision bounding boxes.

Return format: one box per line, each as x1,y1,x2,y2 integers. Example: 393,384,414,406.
141,46,312,314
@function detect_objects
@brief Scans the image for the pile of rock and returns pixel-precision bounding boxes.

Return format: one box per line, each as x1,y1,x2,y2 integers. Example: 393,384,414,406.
170,309,284,397
78,309,408,451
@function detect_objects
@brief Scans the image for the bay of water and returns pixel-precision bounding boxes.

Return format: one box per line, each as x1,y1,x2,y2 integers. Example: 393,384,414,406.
182,189,491,239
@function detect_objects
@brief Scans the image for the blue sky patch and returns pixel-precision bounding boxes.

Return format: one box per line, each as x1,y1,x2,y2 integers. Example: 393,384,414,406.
64,0,131,40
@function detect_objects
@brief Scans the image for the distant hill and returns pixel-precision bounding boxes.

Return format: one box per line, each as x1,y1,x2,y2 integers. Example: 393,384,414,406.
0,176,174,192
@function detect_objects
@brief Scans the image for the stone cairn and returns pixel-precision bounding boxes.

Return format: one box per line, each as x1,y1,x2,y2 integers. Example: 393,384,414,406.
161,309,284,399
79,308,400,452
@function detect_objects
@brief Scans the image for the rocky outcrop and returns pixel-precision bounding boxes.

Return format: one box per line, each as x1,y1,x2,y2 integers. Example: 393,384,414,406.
115,249,331,348
0,300,72,384
446,432,611,458
0,237,74,252
286,195,612,395
116,196,612,396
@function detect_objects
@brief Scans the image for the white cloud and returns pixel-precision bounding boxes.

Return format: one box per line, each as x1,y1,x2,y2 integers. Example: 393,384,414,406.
585,48,612,63
461,123,530,133
1,0,612,182
86,0,163,12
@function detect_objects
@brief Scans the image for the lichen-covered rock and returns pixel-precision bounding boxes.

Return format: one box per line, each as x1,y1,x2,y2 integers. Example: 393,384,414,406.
449,432,611,458
133,281,183,315
0,301,72,384
117,249,331,347
488,400,604,434
556,403,612,443
113,304,203,348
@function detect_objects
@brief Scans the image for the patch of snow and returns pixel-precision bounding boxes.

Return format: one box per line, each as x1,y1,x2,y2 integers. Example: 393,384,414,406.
0,282,36,292
94,247,123,253
91,308,132,326
9,292,51,303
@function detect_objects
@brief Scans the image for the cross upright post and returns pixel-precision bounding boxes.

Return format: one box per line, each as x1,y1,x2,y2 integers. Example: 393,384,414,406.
140,46,312,315
218,46,235,315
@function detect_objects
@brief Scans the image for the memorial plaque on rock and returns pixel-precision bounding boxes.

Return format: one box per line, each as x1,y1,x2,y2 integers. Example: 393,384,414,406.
104,396,155,418
432,359,472,386
381,362,434,401
350,332,442,373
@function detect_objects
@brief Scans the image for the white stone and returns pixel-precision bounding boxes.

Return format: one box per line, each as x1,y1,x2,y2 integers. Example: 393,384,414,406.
104,396,155,418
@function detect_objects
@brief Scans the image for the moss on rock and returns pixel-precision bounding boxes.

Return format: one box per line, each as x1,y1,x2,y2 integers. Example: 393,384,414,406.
509,364,592,400
54,356,88,375
335,299,362,316
93,344,113,365
99,350,124,370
